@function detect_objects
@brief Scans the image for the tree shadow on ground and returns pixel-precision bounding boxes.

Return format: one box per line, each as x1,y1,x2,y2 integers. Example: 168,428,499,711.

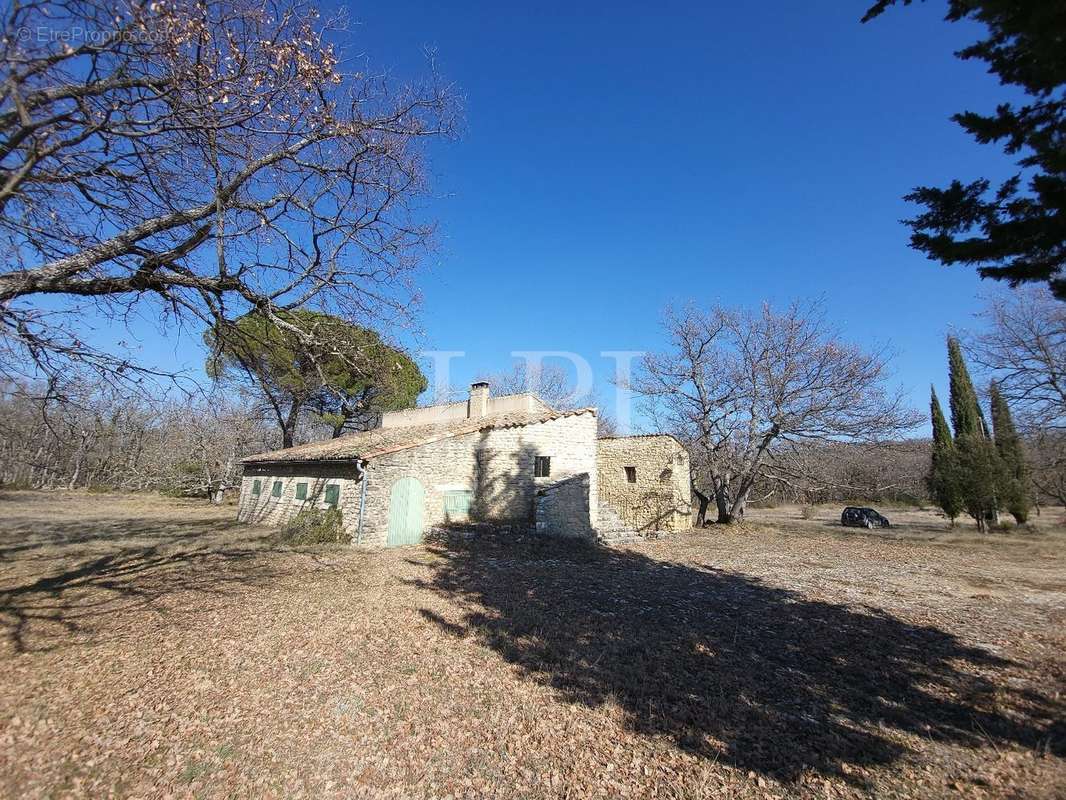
0,515,292,655
416,532,1064,786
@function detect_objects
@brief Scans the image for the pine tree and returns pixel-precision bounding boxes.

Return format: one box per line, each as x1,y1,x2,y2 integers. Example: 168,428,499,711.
946,337,1003,531
863,2,1066,299
928,386,964,523
990,381,1031,524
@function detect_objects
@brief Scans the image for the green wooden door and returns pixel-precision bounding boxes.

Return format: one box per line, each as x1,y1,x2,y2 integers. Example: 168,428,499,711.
387,477,425,547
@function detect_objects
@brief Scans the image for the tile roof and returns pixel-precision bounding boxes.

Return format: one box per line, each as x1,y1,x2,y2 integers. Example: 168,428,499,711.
242,407,597,464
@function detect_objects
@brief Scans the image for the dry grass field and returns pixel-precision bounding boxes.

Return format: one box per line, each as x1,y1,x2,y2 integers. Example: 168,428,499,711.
0,491,1063,799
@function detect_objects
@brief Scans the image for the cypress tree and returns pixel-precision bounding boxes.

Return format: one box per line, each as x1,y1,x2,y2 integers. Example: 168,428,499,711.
946,336,1002,531
990,381,1031,524
947,336,982,438
928,386,964,523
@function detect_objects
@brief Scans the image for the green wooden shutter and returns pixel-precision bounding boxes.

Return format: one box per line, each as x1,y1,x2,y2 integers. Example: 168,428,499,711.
295,482,308,500
324,484,340,508
252,479,261,495
444,490,473,520
272,480,282,497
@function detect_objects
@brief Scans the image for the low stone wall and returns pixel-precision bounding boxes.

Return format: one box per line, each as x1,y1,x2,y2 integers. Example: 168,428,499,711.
535,473,594,539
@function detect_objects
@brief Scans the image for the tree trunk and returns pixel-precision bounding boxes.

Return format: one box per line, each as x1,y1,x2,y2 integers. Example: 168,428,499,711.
730,497,747,523
281,400,301,449
692,485,709,526
714,488,733,524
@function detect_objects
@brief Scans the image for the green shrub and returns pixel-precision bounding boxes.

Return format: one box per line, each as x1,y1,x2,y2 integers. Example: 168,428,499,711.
278,507,346,545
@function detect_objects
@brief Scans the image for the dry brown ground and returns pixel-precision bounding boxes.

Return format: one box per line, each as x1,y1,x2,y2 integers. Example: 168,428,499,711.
0,491,1063,799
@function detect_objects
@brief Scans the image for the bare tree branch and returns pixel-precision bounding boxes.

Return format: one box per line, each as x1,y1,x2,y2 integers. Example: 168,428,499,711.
632,301,921,523
0,0,460,386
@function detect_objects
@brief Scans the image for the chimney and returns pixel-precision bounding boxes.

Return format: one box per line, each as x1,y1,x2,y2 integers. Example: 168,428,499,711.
468,381,490,419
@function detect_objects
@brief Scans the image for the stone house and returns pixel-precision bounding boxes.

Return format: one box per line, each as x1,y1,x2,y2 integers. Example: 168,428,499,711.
596,434,692,537
239,382,690,546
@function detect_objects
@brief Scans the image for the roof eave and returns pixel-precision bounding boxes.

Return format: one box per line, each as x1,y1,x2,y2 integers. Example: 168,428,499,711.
241,455,365,466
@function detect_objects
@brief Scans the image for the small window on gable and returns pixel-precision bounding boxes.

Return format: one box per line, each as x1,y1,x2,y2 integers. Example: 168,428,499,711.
271,480,283,498
324,484,340,508
252,479,262,495
295,482,308,501
534,456,551,477
624,466,637,483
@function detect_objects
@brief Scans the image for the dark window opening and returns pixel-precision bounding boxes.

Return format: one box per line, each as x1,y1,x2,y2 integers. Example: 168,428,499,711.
271,480,283,497
534,456,551,477
624,466,637,483
295,482,308,501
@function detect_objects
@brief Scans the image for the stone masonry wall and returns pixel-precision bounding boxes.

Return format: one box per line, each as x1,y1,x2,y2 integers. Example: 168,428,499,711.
238,461,364,539
596,435,692,532
356,411,599,548
535,473,594,538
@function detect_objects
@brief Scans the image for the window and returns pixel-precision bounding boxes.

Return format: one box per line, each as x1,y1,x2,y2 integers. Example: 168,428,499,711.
624,466,637,483
324,484,340,508
295,482,308,501
534,456,551,477
271,480,283,497
251,479,262,495
444,490,473,519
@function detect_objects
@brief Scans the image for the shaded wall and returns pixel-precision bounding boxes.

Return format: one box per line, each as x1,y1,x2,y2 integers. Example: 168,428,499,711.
357,412,599,547
535,473,594,538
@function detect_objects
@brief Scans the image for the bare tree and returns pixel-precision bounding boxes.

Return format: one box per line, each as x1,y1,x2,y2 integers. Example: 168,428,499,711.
0,0,458,386
478,362,582,409
633,302,921,524
0,377,270,497
967,287,1066,430
752,439,931,506
1026,430,1066,508
477,361,619,436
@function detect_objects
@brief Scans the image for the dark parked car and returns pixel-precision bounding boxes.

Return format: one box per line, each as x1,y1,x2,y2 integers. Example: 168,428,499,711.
841,506,891,529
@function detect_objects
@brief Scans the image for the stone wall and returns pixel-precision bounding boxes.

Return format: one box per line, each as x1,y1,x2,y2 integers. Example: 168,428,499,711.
596,435,692,533
535,473,594,538
237,461,364,538
350,411,599,548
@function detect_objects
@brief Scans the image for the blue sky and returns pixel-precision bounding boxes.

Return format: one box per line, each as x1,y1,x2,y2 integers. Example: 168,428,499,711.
108,1,1013,429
